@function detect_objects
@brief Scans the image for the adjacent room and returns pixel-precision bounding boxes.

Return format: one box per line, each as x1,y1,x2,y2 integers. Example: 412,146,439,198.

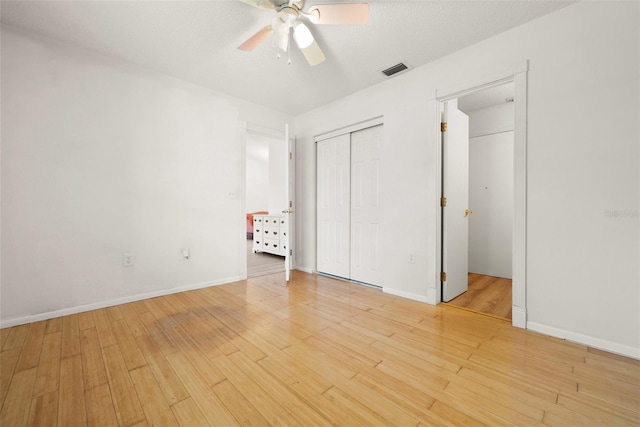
1,1,639,425
245,128,288,278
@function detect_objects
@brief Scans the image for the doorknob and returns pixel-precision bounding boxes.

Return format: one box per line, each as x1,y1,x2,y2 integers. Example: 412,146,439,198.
282,209,294,214
465,209,473,217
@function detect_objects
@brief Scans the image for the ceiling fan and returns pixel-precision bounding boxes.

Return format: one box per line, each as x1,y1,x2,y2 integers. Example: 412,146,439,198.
237,0,369,66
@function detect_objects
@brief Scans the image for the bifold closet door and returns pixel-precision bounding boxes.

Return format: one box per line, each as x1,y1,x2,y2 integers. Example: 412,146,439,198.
350,125,382,285
317,124,383,286
317,133,351,279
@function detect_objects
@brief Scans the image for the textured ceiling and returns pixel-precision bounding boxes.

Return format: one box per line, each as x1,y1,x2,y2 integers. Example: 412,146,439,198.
0,0,573,115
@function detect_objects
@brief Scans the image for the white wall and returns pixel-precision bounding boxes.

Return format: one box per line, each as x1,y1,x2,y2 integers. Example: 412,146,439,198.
468,102,514,138
244,133,287,215
467,102,514,278
0,27,292,326
268,138,288,215
294,2,639,357
246,135,270,213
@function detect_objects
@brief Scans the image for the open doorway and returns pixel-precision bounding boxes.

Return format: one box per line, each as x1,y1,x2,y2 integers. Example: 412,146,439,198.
441,82,515,320
245,131,287,278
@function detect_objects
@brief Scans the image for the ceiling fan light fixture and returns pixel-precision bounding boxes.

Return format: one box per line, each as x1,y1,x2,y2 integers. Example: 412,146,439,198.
293,21,314,48
237,1,368,66
274,32,289,52
277,7,298,28
271,15,290,51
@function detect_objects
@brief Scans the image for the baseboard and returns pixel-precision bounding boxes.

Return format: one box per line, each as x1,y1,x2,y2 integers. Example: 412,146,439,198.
383,287,429,303
426,288,438,305
0,275,243,329
512,306,527,329
295,266,314,274
527,321,640,360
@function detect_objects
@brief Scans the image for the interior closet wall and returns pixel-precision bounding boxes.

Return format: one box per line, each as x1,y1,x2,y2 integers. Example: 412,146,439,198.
466,102,514,278
317,124,382,286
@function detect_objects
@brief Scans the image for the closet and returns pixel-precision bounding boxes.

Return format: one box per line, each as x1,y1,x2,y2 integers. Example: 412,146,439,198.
316,124,382,287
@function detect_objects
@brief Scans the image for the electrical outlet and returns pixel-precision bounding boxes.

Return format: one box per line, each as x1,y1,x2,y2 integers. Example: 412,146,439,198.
123,252,135,267
408,252,416,264
226,191,237,199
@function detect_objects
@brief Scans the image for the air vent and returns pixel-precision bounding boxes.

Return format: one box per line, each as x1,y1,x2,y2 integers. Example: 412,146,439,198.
381,62,409,77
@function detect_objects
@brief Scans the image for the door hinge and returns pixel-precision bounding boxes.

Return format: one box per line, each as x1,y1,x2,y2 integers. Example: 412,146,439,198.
289,152,292,159
289,201,293,208
440,272,447,282
440,196,447,207
290,249,293,256
441,122,447,132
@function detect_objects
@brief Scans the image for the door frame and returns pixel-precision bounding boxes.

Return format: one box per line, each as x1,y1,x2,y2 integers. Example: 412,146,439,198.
434,61,529,328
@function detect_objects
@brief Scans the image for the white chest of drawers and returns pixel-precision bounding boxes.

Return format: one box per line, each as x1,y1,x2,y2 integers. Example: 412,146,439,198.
252,214,288,257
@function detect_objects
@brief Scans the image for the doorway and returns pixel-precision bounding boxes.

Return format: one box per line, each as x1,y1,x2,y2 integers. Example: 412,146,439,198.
435,61,529,328
444,84,515,319
244,125,293,279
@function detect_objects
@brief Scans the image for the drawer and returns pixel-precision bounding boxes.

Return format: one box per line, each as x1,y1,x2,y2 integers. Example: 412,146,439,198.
263,226,280,239
265,217,280,227
263,238,281,252
252,238,263,251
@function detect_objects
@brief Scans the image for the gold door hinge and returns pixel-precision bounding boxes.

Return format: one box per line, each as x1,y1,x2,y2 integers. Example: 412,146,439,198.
440,196,447,207
440,272,447,282
441,122,447,132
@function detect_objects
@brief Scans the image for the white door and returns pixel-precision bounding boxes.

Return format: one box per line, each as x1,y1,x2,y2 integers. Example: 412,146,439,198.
317,133,351,279
350,125,382,285
468,131,514,279
283,125,294,281
442,99,470,302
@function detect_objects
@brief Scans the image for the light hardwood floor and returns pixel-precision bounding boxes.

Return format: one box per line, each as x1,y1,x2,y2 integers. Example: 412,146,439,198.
2,271,639,426
447,273,513,320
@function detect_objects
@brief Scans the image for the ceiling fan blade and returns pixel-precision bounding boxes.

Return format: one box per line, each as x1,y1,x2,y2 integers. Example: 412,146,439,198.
293,22,326,66
299,40,326,66
308,3,369,25
237,0,276,10
238,25,274,51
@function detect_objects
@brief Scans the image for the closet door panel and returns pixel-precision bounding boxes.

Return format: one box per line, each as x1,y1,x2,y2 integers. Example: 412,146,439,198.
317,133,351,279
350,125,382,285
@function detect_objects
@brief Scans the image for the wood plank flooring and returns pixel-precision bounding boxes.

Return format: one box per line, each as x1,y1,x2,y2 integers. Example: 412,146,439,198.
447,273,513,320
2,270,639,426
247,240,285,278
